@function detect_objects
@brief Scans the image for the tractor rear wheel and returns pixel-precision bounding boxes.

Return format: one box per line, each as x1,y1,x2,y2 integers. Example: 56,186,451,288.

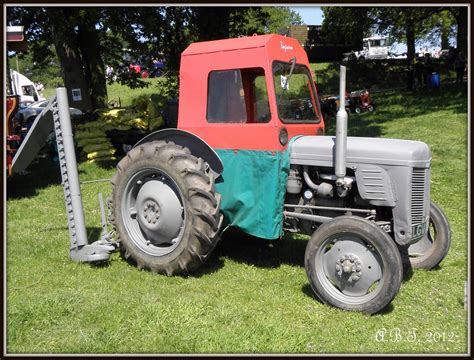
305,216,403,314
110,140,222,275
403,201,451,269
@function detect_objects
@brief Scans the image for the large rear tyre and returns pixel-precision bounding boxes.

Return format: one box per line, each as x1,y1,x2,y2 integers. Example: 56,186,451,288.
404,201,451,269
305,216,403,314
110,140,222,275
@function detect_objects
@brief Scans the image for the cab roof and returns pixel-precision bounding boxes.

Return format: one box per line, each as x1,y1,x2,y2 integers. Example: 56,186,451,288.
182,34,285,56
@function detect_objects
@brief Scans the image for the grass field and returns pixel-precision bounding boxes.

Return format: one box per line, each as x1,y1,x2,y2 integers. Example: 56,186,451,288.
6,79,468,354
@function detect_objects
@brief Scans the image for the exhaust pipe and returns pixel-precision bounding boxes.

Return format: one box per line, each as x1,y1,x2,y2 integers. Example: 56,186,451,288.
335,65,348,185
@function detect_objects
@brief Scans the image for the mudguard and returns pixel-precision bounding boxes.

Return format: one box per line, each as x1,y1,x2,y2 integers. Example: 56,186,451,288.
134,128,223,177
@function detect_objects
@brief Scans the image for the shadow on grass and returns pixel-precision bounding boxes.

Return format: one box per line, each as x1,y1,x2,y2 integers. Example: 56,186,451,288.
86,226,103,242
7,154,62,200
89,159,119,171
118,227,298,278
212,227,307,269
319,59,458,95
7,149,119,201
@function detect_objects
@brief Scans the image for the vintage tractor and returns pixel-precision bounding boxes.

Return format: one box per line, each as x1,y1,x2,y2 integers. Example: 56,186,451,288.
106,35,451,314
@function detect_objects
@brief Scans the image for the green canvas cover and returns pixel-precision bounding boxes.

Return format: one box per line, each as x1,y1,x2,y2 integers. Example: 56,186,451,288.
214,149,290,239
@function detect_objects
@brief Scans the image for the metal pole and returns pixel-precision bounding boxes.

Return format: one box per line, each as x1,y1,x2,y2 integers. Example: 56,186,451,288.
335,65,348,183
283,211,332,224
56,87,88,249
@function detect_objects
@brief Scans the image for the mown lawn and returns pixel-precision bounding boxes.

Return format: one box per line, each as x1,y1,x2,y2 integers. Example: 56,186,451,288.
6,80,468,354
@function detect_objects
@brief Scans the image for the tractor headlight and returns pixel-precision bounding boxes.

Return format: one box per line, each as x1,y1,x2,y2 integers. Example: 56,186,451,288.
279,128,288,146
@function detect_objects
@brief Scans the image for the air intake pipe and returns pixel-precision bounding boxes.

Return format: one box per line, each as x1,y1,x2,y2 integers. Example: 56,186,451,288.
335,65,348,188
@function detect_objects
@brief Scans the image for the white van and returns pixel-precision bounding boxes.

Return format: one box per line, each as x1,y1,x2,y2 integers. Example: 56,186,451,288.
10,69,45,104
358,36,389,60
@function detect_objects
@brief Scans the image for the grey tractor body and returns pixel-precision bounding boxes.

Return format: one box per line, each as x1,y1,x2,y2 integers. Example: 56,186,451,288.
289,135,431,246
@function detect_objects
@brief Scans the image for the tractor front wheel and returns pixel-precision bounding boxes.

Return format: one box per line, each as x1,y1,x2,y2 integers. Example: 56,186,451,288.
110,140,222,275
403,201,451,269
305,216,403,314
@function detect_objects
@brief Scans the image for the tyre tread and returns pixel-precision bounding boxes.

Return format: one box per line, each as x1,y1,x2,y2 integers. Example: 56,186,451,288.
109,140,222,275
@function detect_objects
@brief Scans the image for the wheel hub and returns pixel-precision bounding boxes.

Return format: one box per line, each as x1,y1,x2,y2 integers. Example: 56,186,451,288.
320,237,384,298
335,254,362,282
143,200,161,224
135,178,184,246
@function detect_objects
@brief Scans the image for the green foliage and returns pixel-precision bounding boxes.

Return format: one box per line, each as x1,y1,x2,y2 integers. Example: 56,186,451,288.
106,77,177,108
130,94,151,111
321,7,373,48
11,50,63,88
157,73,179,99
262,7,303,34
371,7,444,42
422,9,456,49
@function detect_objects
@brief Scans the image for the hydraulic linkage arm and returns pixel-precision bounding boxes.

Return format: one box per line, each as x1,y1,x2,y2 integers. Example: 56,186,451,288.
52,88,116,263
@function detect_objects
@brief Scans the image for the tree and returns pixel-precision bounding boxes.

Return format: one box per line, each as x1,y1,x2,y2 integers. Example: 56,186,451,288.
186,6,302,43
321,7,373,49
191,7,273,40
7,6,110,109
262,6,303,34
8,47,62,88
448,6,468,56
425,10,456,49
48,7,93,110
373,7,445,57
371,7,446,90
77,9,108,109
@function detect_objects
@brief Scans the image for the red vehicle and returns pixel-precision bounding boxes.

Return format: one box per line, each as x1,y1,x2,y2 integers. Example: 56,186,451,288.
129,63,149,78
348,89,374,113
177,35,325,150
6,26,26,175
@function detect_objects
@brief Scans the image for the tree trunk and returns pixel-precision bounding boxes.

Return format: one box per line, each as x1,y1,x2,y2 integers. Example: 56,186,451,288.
456,7,467,56
440,13,450,50
49,9,92,111
441,29,449,50
78,14,108,109
405,16,416,90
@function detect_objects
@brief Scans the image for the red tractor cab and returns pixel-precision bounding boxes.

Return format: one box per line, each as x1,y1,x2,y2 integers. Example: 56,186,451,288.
178,34,325,151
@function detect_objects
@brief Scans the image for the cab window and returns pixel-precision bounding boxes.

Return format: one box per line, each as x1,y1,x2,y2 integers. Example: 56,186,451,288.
272,61,320,124
207,68,270,123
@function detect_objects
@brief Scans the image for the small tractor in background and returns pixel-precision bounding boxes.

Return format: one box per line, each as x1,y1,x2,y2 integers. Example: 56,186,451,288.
320,89,374,120
348,89,374,114
12,34,451,314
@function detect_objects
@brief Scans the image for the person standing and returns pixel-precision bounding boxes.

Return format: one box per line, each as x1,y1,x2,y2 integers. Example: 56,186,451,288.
455,52,466,83
414,57,423,89
423,53,433,87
